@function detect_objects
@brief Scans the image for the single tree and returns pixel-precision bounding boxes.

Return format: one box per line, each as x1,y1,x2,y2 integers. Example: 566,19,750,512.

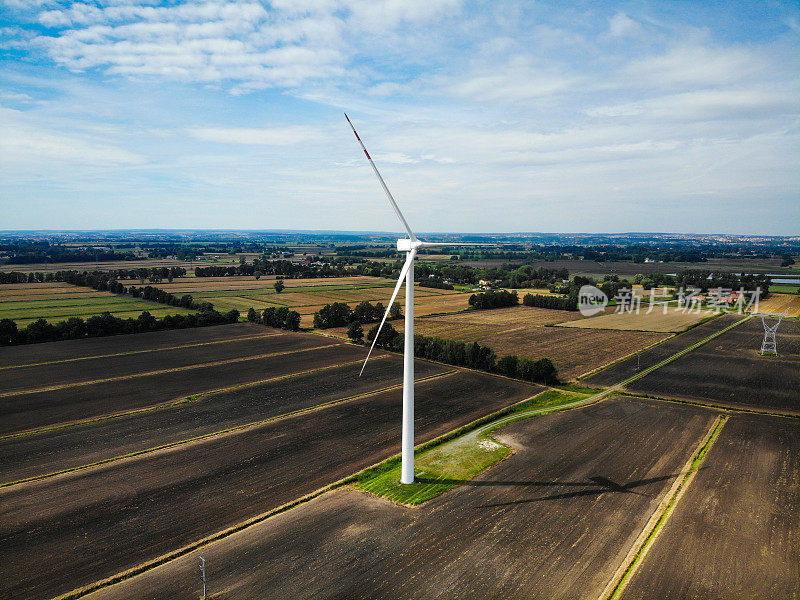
389,301,402,319
247,307,259,322
274,278,285,293
347,321,364,343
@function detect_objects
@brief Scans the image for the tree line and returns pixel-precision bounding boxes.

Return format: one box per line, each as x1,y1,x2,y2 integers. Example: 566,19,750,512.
675,270,771,296
0,309,240,346
5,248,143,265
357,322,558,385
522,293,578,311
247,307,302,331
313,301,402,329
0,267,187,285
468,289,519,309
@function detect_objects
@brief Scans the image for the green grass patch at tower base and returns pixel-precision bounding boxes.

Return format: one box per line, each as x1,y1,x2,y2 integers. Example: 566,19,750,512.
352,387,598,505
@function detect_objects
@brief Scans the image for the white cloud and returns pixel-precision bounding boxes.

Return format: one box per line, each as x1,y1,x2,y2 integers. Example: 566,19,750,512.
1,1,797,233
624,44,769,88
0,106,145,166
187,125,327,145
448,55,578,103
589,89,798,122
608,12,642,38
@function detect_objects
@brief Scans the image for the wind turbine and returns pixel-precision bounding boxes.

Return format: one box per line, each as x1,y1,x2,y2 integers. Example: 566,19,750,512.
345,113,475,484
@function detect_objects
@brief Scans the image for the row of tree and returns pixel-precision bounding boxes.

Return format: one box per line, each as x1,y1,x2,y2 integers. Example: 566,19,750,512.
5,248,142,264
522,293,578,311
0,310,240,346
360,322,558,384
194,258,357,279
0,267,187,285
126,286,214,312
468,290,519,309
313,301,401,329
675,270,771,296
247,307,301,331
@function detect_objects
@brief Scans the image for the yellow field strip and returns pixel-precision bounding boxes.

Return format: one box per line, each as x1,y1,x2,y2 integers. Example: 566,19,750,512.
0,353,380,441
0,343,342,397
600,415,728,600
0,332,281,370
2,370,457,489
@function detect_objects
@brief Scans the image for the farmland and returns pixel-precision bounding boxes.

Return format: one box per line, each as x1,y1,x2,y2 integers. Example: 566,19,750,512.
582,314,739,386
2,268,798,600
116,275,470,326
620,415,800,599
398,306,672,380
750,291,800,317
82,397,720,600
0,282,196,326
0,325,538,599
620,315,800,413
557,306,713,332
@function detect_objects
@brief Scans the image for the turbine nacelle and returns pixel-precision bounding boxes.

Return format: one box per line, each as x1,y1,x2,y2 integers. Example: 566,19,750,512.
397,238,417,252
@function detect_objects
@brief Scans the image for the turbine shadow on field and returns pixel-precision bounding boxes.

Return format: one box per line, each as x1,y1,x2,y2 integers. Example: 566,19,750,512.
412,473,679,508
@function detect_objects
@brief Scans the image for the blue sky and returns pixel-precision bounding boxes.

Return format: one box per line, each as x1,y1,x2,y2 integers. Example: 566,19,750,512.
1,0,798,234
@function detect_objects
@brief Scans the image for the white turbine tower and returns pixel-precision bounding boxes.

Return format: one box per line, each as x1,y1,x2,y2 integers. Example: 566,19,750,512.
346,113,474,484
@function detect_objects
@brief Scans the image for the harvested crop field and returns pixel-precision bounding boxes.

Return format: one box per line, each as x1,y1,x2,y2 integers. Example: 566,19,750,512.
623,315,800,412
0,367,538,599
82,397,718,600
557,306,713,332
107,275,468,326
0,329,357,435
397,306,669,380
750,292,800,317
327,306,666,380
484,327,670,379
0,282,196,326
1,356,449,485
582,314,732,386
621,414,800,599
0,321,268,367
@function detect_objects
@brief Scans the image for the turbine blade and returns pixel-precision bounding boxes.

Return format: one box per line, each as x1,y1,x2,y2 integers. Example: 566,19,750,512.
360,249,416,376
345,113,416,241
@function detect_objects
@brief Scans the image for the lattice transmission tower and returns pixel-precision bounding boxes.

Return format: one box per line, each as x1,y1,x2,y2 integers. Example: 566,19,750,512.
759,312,786,355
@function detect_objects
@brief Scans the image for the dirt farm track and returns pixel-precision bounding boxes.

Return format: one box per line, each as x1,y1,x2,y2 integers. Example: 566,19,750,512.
1,316,798,599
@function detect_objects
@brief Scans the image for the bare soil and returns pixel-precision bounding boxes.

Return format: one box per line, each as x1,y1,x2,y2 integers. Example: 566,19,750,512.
0,357,448,484
624,316,800,412
0,369,537,600
0,341,362,435
81,397,717,600
581,314,734,386
621,414,800,599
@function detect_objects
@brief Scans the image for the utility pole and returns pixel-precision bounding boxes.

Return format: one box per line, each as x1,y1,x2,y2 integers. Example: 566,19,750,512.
199,555,207,599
